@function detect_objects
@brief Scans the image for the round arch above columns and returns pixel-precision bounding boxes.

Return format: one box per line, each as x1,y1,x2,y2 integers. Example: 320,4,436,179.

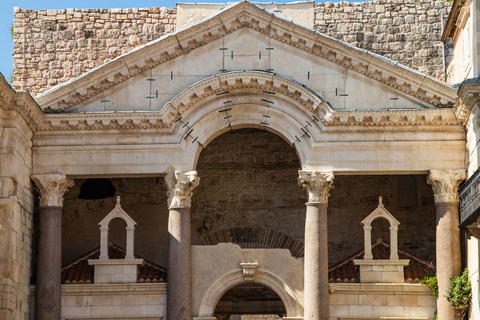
165,71,331,169
197,268,302,318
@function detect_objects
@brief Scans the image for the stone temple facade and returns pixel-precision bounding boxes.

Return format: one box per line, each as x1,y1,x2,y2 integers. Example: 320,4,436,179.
1,1,480,320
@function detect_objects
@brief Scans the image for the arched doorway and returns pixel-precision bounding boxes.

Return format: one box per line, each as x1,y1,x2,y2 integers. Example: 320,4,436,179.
191,128,307,254
215,283,286,320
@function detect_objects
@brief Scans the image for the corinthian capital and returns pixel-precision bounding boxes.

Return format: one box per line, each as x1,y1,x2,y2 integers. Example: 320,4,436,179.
427,170,465,203
165,171,200,208
32,174,74,207
298,170,334,204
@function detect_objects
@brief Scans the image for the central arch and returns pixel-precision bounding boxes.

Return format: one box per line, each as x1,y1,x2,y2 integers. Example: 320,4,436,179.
197,269,302,318
164,71,332,170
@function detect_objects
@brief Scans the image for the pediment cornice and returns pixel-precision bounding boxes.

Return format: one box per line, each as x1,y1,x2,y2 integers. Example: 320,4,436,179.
35,1,456,112
0,75,44,131
35,71,461,133
454,78,480,125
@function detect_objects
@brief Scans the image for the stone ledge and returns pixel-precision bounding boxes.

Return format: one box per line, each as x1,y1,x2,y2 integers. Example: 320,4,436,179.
31,283,168,295
328,283,432,295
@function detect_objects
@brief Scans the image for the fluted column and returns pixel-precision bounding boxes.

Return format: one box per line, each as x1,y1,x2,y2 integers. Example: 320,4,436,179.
427,170,465,320
31,174,74,320
298,171,334,320
165,171,199,320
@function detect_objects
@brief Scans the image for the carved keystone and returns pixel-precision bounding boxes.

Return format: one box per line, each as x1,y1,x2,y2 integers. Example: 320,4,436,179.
240,262,258,281
298,170,334,204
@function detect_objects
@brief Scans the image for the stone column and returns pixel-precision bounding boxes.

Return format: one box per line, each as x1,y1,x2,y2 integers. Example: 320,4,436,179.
298,171,334,320
165,171,199,320
427,170,465,320
31,174,74,320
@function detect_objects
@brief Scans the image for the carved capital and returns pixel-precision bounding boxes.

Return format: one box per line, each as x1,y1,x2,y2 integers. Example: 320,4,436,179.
427,170,466,204
298,170,334,204
165,171,200,208
32,174,74,207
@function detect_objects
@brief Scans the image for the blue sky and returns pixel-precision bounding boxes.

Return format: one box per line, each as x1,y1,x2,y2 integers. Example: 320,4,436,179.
1,0,345,86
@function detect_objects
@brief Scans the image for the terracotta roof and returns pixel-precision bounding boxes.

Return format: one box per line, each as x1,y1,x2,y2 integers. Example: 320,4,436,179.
61,243,167,284
328,241,436,283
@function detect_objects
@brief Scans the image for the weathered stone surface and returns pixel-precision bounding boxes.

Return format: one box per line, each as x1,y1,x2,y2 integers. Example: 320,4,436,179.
12,0,451,96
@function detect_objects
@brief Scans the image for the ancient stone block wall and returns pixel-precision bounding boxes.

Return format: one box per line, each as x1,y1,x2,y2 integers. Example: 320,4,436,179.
315,0,451,80
12,0,451,97
12,7,176,96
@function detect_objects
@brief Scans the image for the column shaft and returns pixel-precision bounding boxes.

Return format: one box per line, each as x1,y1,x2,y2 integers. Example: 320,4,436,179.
436,202,462,320
36,206,62,320
168,207,192,320
304,203,329,320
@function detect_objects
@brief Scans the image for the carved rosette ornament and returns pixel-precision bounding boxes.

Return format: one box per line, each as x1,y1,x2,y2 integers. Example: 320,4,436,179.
298,170,334,204
427,170,466,203
165,170,200,208
31,174,74,207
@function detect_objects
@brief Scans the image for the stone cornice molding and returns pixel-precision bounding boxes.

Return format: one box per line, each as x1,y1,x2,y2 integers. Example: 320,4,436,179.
165,170,200,208
454,79,480,125
0,75,44,131
35,72,462,133
35,1,456,112
323,108,461,128
298,170,334,204
31,174,74,207
427,169,466,204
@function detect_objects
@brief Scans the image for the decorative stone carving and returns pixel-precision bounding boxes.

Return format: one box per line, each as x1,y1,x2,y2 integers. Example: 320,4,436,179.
240,262,258,281
88,196,144,284
31,174,74,207
165,170,200,208
298,171,334,204
427,169,466,203
98,196,137,260
361,197,400,260
354,197,410,283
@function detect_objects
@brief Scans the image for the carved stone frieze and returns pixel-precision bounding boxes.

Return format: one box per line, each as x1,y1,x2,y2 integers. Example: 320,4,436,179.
31,174,74,207
323,108,461,127
34,71,463,133
0,77,44,131
165,170,200,208
427,170,466,204
35,2,456,113
298,170,334,204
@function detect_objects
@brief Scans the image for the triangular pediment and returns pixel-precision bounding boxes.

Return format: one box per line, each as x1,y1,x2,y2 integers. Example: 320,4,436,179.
35,1,457,114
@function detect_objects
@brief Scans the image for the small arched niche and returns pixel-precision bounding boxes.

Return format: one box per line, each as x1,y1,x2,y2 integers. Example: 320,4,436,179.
353,197,410,283
88,196,144,284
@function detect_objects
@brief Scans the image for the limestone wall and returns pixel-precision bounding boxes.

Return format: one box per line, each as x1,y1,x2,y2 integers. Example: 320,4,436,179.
0,89,36,318
315,0,451,80
12,6,176,96
329,283,436,320
59,283,166,319
12,0,451,96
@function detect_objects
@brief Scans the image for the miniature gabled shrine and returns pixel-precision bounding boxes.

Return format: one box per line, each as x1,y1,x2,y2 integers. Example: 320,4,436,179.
354,197,410,283
88,196,144,283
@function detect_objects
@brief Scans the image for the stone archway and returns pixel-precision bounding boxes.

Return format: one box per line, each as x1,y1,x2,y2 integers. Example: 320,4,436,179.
197,268,301,318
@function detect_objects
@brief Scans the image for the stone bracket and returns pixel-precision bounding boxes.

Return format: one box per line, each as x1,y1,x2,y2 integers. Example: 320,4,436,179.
240,262,258,281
